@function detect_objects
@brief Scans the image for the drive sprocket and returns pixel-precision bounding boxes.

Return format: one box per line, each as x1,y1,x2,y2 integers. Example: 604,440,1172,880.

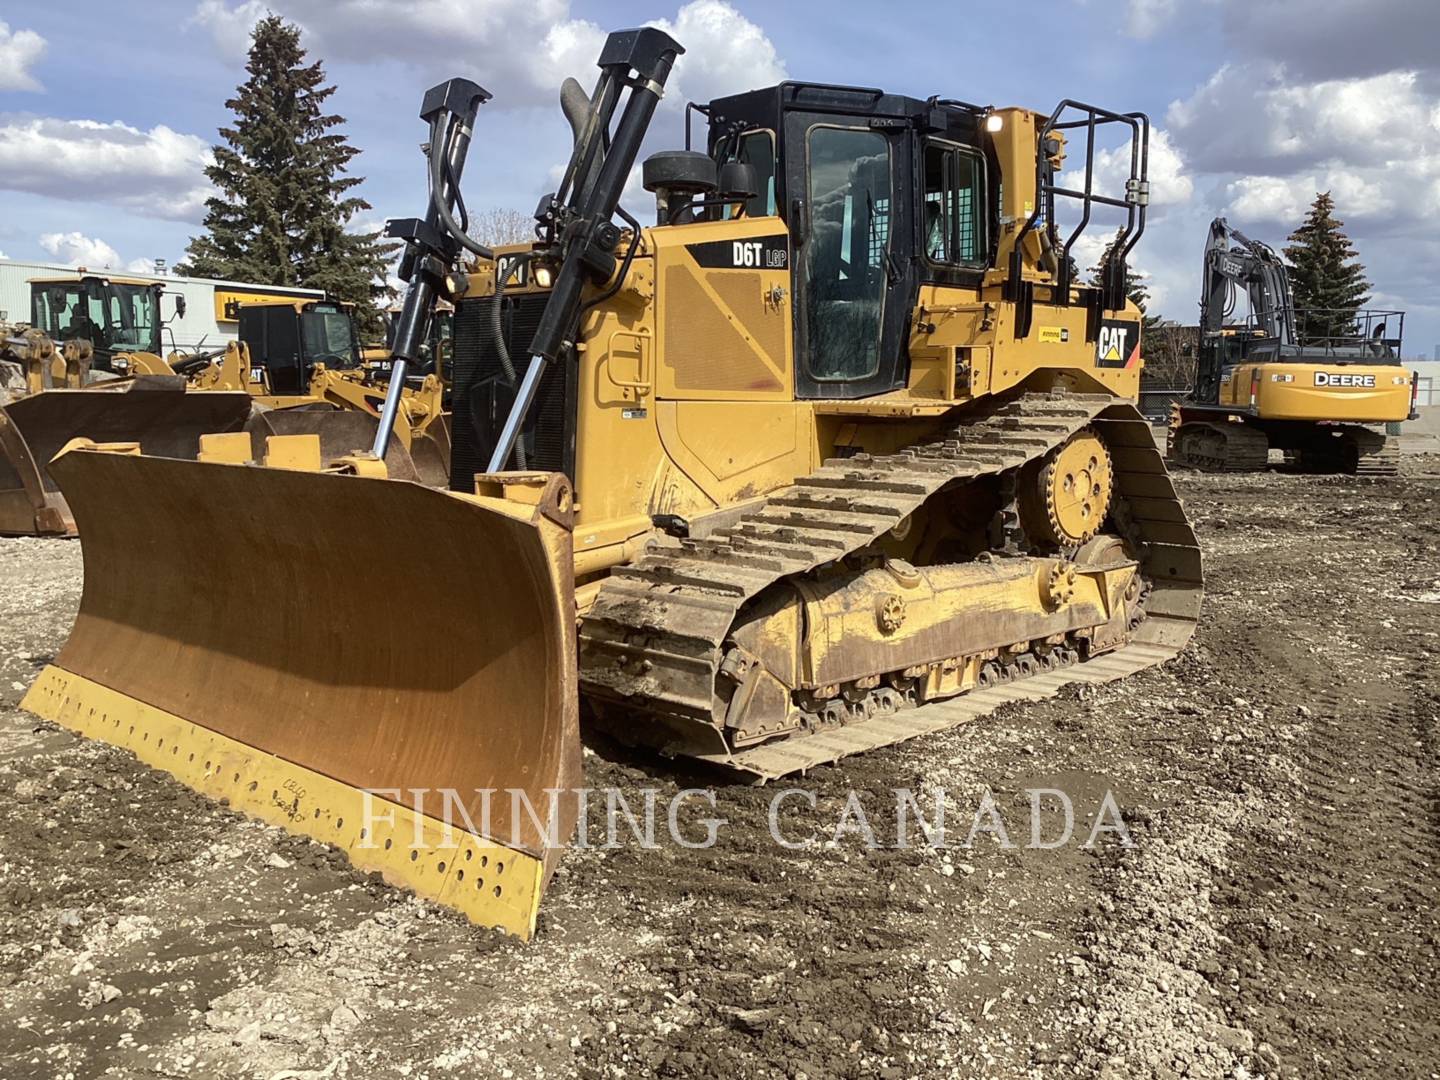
1019,425,1113,548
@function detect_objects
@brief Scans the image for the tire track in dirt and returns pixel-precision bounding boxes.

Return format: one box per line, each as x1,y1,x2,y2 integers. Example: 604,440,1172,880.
1199,471,1440,1078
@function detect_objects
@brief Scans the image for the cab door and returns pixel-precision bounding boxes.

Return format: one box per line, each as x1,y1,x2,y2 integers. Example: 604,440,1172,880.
784,113,909,399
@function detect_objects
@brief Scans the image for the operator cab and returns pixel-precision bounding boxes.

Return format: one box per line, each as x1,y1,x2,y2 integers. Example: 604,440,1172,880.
237,300,362,394
646,83,999,400
29,274,172,371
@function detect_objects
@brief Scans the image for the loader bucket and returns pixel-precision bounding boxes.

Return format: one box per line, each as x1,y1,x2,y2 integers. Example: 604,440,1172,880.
244,407,454,487
246,406,425,482
410,413,453,489
0,382,254,536
22,445,581,940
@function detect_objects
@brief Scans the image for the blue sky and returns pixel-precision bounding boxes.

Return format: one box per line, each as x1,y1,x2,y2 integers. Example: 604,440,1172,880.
3,0,1437,356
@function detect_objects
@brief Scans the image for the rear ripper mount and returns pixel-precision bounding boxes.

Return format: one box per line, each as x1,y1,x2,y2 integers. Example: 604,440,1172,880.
581,390,1202,779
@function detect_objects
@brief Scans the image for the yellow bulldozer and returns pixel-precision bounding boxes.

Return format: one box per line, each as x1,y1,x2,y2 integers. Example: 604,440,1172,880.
0,311,252,536
22,28,1200,939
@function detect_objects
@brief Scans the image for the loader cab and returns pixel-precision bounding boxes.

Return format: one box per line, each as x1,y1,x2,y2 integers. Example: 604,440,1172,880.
237,300,362,395
693,84,996,399
29,274,166,371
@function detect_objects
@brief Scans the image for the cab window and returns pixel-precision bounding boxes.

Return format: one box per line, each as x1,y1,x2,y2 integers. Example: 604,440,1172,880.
922,142,985,265
300,307,358,367
736,129,776,218
804,125,893,382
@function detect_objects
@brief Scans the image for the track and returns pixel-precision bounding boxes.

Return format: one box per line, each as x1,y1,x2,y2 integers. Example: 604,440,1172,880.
581,390,1202,777
1346,429,1400,476
1170,417,1270,472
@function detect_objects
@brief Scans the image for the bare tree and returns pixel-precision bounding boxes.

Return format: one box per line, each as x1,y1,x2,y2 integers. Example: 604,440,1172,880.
468,207,535,248
1141,323,1198,389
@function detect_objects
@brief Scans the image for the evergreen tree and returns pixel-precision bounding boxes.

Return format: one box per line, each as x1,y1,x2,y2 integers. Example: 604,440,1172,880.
1089,228,1157,328
177,16,395,327
1283,192,1371,344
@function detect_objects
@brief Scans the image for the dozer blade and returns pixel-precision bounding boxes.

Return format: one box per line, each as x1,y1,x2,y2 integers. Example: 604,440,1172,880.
21,445,580,940
0,381,253,536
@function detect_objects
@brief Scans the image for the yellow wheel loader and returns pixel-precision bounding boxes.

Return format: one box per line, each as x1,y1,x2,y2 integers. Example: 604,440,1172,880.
23,28,1201,939
152,299,452,486
1,294,451,536
0,320,252,535
1169,218,1416,474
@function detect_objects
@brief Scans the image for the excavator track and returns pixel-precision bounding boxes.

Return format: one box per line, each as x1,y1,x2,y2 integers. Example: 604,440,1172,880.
1341,426,1399,477
1287,425,1398,477
1168,418,1270,472
1350,438,1400,477
581,391,1202,779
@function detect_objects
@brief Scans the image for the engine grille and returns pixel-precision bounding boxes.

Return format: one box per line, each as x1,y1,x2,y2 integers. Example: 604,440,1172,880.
450,293,576,491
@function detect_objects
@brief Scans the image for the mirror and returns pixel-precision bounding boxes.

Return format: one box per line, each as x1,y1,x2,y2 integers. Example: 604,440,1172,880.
175,295,187,318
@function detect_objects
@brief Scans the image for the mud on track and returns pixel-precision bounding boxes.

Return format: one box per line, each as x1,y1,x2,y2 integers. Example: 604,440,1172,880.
0,460,1437,1078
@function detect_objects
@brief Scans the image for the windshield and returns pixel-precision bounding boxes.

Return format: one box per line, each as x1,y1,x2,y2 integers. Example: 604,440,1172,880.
300,307,358,367
108,284,160,352
30,280,159,356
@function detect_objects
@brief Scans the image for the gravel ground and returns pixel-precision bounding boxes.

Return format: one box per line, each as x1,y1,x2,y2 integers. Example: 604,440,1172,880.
0,459,1437,1079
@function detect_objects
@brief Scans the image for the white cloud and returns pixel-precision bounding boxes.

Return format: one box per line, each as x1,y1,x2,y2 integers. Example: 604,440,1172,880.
1168,66,1435,177
1052,124,1194,315
0,21,46,92
648,1,785,104
1169,65,1440,235
1124,0,1181,39
34,236,165,276
187,0,785,109
0,117,215,223
189,0,271,61
1143,0,1440,344
40,232,123,268
1061,126,1193,209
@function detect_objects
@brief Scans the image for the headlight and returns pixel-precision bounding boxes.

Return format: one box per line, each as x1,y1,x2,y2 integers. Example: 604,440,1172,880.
533,265,554,288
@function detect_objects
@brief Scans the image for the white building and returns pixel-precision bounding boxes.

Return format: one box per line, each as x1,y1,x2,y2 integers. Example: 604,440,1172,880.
0,259,323,353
